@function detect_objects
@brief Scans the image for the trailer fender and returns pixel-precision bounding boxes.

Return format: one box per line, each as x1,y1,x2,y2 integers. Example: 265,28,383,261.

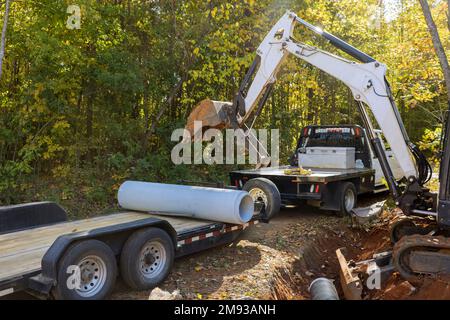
29,217,177,295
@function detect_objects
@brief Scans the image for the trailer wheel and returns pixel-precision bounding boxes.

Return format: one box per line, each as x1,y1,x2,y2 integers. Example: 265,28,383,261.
337,182,357,217
120,228,174,290
243,178,281,220
53,239,117,300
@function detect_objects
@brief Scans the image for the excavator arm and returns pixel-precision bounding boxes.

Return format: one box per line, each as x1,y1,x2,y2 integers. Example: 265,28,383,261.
185,10,433,213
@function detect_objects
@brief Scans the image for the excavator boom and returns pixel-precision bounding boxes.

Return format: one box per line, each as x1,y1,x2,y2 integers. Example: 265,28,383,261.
185,11,425,193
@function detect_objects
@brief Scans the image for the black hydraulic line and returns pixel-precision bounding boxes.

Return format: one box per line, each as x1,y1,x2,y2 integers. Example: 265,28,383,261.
252,83,274,122
384,79,432,185
439,102,450,201
234,56,261,117
294,16,376,63
356,101,401,199
321,31,375,63
372,137,401,199
384,78,411,142
239,56,261,93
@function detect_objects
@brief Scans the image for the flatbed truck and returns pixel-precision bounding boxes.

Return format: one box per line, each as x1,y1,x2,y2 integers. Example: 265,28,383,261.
230,125,403,218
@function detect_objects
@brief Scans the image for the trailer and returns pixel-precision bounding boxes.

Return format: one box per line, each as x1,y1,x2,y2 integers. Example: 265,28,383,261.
0,201,260,300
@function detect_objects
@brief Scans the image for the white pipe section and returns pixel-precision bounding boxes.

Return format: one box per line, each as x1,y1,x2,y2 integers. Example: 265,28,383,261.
117,181,254,225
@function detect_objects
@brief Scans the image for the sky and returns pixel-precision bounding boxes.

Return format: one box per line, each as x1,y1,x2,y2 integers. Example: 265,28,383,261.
384,0,401,22
384,0,446,21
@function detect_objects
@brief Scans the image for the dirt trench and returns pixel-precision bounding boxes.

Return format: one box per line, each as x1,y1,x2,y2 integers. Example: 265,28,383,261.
269,223,366,299
103,194,450,300
269,210,450,301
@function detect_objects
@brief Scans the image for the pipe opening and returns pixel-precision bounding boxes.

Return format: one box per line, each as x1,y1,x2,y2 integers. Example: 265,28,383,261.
239,195,255,223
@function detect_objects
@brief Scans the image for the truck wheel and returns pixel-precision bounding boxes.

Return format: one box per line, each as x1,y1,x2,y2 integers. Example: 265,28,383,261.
53,239,117,300
243,178,281,220
120,228,174,290
338,182,357,217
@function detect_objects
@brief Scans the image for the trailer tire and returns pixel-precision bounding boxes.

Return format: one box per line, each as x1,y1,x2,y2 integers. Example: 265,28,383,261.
243,178,281,220
337,182,357,217
120,228,174,290
53,239,117,300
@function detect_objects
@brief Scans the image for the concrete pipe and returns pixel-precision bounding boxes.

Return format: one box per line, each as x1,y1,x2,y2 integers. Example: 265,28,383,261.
309,278,340,300
118,181,254,225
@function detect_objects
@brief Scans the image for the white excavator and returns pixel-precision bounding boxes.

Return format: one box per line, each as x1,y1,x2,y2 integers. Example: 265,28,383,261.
184,11,450,283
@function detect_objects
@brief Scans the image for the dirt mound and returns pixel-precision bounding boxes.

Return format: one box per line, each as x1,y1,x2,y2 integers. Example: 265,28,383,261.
270,267,304,300
413,278,450,300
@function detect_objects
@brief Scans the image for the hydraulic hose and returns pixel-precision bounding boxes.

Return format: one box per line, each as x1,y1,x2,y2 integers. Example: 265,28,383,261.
408,143,433,185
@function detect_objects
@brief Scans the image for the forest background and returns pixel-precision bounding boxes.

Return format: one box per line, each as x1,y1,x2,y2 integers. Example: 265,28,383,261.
0,0,448,217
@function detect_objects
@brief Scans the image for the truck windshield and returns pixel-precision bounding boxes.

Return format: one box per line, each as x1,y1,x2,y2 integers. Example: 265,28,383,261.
299,127,365,151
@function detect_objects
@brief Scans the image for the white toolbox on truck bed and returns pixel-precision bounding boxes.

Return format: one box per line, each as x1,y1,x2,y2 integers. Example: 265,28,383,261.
298,147,356,169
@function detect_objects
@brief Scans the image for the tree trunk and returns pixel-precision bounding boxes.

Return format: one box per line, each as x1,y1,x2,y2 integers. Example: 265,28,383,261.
86,85,95,140
148,78,184,138
307,88,314,122
85,81,96,162
418,0,450,102
0,0,11,80
142,89,150,153
447,0,450,32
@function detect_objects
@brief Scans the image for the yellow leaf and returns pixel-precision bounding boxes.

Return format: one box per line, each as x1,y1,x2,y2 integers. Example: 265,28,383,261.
211,7,218,18
194,265,203,272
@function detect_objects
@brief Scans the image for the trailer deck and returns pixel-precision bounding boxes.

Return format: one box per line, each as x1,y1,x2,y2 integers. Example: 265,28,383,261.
232,165,374,184
0,212,216,287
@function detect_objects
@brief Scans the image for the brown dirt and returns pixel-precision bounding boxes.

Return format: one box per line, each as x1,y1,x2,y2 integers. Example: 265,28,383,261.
350,209,450,300
184,99,228,139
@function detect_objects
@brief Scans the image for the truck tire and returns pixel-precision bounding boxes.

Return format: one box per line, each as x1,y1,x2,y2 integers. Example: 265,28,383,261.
337,182,357,217
243,178,281,220
120,228,174,290
53,239,117,300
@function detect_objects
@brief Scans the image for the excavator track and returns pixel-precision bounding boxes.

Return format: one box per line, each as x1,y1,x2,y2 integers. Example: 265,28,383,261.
393,234,450,283
389,217,437,243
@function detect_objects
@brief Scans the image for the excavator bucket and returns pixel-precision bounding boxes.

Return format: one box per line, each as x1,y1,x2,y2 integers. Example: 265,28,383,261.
183,99,233,142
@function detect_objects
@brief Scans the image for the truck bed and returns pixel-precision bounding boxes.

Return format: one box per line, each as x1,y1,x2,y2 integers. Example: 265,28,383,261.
0,212,215,284
233,165,374,183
